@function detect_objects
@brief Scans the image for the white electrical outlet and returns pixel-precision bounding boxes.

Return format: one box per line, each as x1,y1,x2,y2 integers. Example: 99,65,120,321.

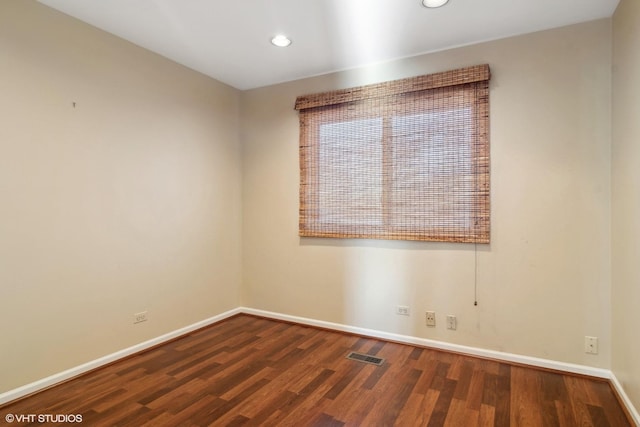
446,315,457,330
396,306,410,316
585,336,598,354
425,311,436,327
133,311,148,324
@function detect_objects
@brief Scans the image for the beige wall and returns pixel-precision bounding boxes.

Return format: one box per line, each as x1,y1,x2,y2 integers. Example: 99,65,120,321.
241,20,612,367
612,0,640,412
0,1,242,393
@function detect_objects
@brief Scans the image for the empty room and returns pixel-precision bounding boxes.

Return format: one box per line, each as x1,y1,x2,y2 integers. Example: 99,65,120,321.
1,0,639,425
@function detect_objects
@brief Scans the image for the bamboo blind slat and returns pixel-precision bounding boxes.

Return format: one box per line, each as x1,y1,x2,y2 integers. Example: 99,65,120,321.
297,65,490,243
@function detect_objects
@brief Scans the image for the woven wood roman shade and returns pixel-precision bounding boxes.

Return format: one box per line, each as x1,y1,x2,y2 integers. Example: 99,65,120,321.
296,64,490,243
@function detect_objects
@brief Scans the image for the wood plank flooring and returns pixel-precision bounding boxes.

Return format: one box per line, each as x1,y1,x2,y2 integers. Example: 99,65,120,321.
1,314,632,426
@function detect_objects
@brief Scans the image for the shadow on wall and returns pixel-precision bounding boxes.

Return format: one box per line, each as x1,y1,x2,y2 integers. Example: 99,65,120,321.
299,237,482,335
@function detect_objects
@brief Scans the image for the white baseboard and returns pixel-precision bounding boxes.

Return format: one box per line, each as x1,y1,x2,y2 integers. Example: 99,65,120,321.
0,308,242,406
2,306,638,426
240,307,611,378
610,373,640,426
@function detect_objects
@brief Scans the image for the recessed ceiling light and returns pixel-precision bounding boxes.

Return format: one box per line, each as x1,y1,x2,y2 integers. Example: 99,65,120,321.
422,0,449,8
271,35,292,47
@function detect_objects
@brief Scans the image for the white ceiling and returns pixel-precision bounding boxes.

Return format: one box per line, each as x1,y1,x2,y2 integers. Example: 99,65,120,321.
38,0,619,90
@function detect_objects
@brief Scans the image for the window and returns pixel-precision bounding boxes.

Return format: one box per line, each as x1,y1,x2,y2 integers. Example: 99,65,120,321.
295,64,490,243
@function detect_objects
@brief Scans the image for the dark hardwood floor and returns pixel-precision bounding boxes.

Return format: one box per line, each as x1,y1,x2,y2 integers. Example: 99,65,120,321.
1,314,632,426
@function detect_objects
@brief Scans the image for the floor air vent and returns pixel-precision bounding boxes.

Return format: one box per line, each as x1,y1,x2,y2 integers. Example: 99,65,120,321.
346,352,385,366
